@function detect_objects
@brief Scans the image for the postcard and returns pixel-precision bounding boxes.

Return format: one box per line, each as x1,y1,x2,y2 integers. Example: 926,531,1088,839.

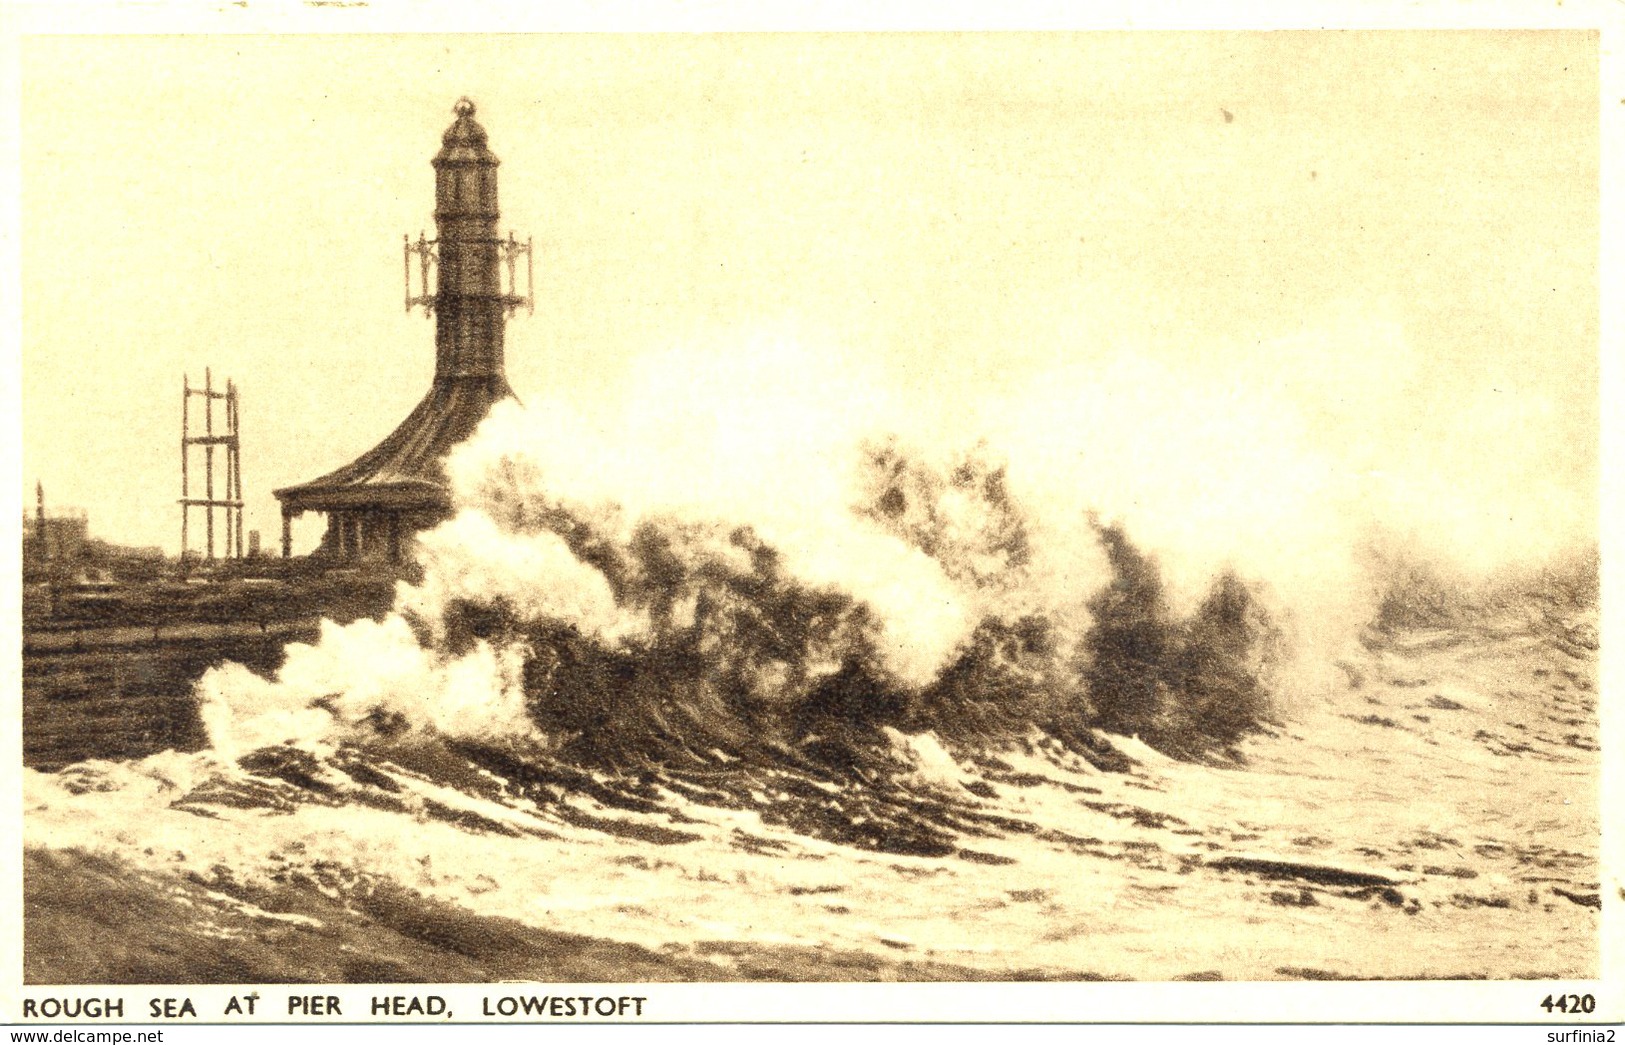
5,4,1619,1032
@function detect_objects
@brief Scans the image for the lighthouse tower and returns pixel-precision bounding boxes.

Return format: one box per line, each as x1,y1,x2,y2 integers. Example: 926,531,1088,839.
274,99,532,562
424,96,522,393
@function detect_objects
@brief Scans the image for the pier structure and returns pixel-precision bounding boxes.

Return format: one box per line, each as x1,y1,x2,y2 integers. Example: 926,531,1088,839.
180,368,244,561
274,98,533,562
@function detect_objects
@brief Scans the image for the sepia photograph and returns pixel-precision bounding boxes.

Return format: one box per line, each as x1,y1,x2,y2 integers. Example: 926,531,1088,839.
7,14,1618,1025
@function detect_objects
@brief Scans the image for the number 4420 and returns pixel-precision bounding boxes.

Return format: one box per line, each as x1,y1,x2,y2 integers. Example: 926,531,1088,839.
1541,993,1596,1014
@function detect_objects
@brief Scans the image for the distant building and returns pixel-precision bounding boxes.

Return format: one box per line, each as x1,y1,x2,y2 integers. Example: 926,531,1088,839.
23,511,88,565
23,482,88,570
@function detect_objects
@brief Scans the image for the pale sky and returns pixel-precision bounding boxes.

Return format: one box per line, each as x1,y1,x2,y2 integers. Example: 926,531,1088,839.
19,31,1599,561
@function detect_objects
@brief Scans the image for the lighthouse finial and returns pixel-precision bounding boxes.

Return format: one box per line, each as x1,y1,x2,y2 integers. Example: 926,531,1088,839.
454,97,476,118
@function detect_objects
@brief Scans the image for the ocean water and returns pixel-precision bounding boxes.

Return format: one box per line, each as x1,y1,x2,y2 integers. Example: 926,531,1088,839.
23,608,1599,982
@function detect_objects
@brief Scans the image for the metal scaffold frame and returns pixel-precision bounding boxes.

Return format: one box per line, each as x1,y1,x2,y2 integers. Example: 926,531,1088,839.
180,368,244,561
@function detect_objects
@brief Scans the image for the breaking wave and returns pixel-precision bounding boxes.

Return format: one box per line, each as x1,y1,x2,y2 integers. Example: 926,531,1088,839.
197,334,1598,822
